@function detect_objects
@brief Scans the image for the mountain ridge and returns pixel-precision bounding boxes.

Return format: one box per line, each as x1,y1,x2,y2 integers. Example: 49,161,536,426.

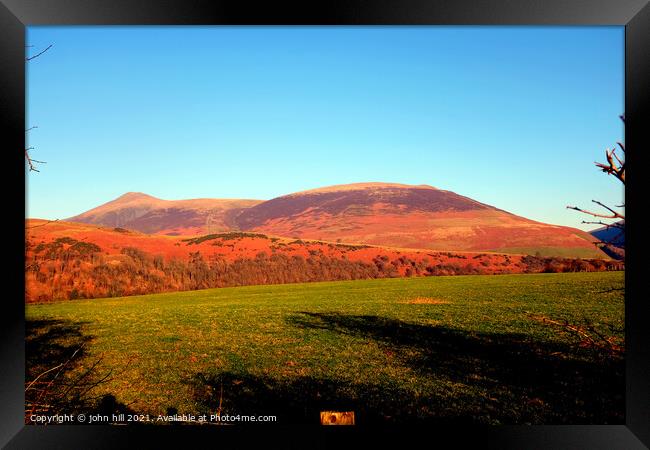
61,182,606,258
66,192,262,236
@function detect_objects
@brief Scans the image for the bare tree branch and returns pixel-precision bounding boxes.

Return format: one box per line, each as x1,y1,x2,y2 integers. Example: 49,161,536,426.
527,313,623,357
26,126,46,171
25,45,52,172
580,220,624,230
25,363,65,391
566,203,624,220
613,149,624,167
567,115,625,253
595,148,625,184
28,344,84,417
25,148,46,172
591,200,625,219
26,44,53,61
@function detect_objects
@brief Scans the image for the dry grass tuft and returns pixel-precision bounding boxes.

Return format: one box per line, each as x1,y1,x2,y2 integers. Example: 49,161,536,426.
402,297,451,305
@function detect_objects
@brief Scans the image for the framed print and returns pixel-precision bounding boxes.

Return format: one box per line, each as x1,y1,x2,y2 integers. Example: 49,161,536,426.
1,0,648,448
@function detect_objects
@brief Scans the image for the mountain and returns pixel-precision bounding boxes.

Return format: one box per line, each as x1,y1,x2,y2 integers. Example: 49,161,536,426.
590,221,625,247
235,182,606,258
590,221,625,260
66,192,262,236
65,183,607,258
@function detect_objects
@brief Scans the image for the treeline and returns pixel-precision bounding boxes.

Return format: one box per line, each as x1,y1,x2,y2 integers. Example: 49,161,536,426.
25,237,623,302
27,246,434,301
520,255,624,274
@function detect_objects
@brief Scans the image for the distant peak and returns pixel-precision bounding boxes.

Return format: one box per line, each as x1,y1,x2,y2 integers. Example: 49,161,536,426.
291,182,438,196
116,192,156,201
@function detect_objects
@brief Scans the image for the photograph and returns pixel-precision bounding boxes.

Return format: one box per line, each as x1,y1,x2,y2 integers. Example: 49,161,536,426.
24,26,625,426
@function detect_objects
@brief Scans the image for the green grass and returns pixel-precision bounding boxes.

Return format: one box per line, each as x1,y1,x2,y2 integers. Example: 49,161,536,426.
26,272,624,425
493,246,607,259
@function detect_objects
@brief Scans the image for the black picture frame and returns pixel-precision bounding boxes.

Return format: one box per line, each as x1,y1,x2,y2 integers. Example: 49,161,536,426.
1,1,648,448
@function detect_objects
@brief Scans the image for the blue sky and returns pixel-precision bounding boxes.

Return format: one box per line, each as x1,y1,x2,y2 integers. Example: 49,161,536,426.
26,26,624,230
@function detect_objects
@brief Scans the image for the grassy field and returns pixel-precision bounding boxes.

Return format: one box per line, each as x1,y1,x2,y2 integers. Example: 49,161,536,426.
25,272,624,425
493,246,607,259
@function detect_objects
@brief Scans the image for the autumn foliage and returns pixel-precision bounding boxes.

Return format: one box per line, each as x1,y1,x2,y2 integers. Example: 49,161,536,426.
25,221,623,303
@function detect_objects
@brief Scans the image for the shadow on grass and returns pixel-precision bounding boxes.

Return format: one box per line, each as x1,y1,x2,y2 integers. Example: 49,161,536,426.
185,312,623,425
25,318,136,422
288,312,624,424
185,370,481,425
26,319,93,379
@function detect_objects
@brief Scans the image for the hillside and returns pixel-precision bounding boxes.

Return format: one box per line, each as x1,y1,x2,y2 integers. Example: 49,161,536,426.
25,219,621,302
236,183,606,258
64,183,607,259
66,192,261,236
